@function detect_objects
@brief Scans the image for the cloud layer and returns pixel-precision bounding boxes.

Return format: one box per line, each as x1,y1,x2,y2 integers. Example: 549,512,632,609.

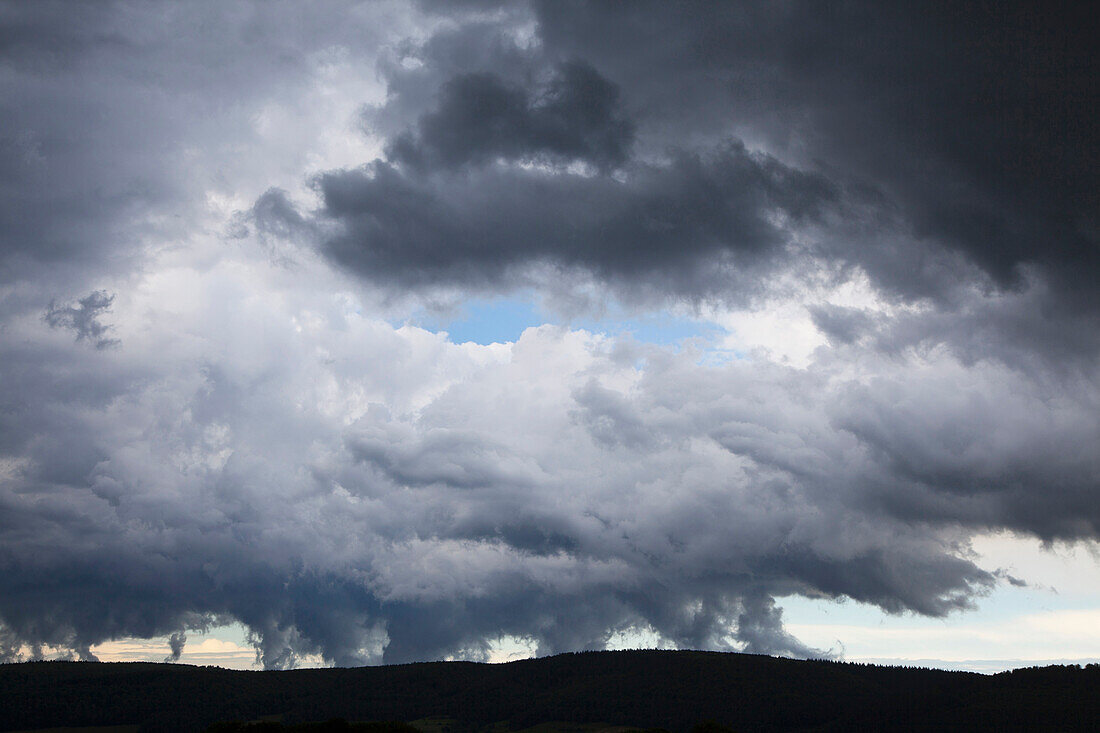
1,0,1097,668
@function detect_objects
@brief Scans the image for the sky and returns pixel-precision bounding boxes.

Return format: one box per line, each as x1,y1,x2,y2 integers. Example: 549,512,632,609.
0,1,1098,672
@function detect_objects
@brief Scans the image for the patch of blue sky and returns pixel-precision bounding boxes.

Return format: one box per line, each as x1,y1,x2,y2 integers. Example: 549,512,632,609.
395,296,543,345
441,296,545,345
408,294,724,348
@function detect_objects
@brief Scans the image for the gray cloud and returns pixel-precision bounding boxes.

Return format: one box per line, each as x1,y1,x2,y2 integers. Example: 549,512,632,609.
44,290,120,350
0,0,410,296
387,60,634,172
1,0,1098,672
314,19,847,305
165,631,187,662
317,141,838,301
807,305,875,347
527,1,1099,310
305,2,1100,371
6,309,1068,665
736,592,822,658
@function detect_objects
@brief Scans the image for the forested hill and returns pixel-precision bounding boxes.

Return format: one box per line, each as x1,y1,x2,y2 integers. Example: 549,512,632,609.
2,650,1099,732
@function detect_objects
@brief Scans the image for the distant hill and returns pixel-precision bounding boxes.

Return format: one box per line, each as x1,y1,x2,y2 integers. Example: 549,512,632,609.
2,650,1099,732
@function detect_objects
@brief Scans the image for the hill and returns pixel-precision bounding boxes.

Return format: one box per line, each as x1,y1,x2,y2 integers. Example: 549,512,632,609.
2,650,1099,732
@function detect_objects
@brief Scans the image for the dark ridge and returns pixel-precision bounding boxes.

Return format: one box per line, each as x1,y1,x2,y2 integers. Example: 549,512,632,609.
2,650,1098,732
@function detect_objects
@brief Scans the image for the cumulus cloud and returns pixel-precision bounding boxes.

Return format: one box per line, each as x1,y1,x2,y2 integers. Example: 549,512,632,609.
5,255,1094,665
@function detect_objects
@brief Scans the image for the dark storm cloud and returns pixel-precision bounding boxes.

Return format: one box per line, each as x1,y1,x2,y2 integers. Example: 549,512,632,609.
312,0,1100,355
330,0,1100,379
2,0,1099,672
527,0,1099,308
319,18,846,303
318,141,838,298
387,60,634,172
